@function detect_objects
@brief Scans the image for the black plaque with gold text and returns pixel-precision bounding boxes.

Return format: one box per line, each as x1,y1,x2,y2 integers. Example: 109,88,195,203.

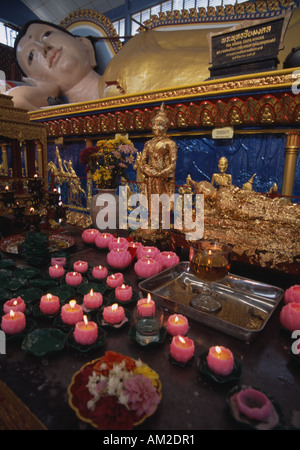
209,17,286,79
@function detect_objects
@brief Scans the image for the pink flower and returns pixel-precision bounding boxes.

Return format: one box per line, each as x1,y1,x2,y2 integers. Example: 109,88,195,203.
123,374,161,418
284,285,300,304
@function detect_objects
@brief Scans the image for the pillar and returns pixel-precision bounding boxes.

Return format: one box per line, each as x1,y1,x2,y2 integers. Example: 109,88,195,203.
281,131,300,197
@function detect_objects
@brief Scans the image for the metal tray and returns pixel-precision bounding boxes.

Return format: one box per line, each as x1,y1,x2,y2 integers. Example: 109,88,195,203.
138,262,284,342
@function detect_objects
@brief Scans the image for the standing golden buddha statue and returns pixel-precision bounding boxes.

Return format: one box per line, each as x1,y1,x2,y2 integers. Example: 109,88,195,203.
139,103,178,217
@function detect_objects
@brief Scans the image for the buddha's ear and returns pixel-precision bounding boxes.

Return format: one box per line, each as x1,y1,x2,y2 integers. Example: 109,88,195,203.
77,36,97,68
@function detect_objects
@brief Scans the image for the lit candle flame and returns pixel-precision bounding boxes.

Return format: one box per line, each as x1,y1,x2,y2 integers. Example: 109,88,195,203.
215,346,221,355
30,207,35,214
9,310,15,319
89,289,94,296
69,300,76,309
112,303,118,311
121,284,125,289
174,315,179,324
5,185,9,191
46,294,53,300
13,300,18,306
147,293,152,303
83,315,88,326
178,336,186,344
55,264,59,269
72,272,76,276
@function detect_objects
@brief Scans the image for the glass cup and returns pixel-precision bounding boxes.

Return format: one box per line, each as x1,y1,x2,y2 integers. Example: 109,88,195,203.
133,306,164,345
189,239,232,313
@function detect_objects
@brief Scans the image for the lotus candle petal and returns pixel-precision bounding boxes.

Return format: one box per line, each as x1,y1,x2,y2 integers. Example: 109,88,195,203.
40,293,60,315
137,294,156,317
279,302,300,331
66,271,83,286
166,314,189,336
3,296,26,314
137,245,160,260
73,315,98,345
61,300,83,325
73,260,88,273
115,284,133,302
51,257,66,267
1,310,26,335
49,264,65,279
284,285,300,304
106,272,124,288
108,237,129,251
92,265,108,280
134,257,161,279
83,289,103,309
170,335,195,363
236,388,272,421
159,251,180,269
107,248,131,269
207,346,234,376
102,303,125,324
95,232,113,249
82,229,100,244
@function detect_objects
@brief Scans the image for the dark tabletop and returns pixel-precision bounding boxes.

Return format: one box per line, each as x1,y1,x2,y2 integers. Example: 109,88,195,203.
0,225,299,432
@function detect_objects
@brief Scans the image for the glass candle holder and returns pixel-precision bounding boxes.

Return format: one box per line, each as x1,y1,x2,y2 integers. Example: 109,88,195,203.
133,306,164,345
189,239,232,313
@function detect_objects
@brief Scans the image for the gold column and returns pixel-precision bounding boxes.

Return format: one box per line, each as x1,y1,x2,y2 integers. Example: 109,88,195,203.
36,141,43,176
1,143,8,175
85,139,94,207
281,131,300,197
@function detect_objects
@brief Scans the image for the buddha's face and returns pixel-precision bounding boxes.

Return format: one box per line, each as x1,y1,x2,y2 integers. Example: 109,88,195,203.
16,23,96,91
218,158,228,173
152,118,168,136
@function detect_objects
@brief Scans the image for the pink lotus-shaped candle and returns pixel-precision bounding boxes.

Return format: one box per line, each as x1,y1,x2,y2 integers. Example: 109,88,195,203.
170,335,195,363
1,310,26,335
73,260,88,273
134,257,161,279
167,314,189,336
115,284,133,302
159,251,180,270
136,245,160,260
3,296,26,314
95,232,113,249
236,387,272,421
107,248,131,269
284,285,300,304
206,345,234,376
40,293,60,315
61,300,83,325
73,315,98,345
83,289,103,309
65,271,83,286
82,228,100,244
280,302,300,331
102,303,125,324
106,272,124,288
51,257,66,267
92,265,108,280
49,264,65,279
108,237,129,251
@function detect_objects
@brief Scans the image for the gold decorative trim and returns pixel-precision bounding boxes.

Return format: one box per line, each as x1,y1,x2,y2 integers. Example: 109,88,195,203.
29,69,298,122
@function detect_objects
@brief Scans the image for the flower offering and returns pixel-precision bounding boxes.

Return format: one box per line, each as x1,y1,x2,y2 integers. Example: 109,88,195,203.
68,351,161,430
